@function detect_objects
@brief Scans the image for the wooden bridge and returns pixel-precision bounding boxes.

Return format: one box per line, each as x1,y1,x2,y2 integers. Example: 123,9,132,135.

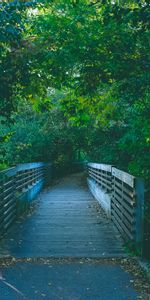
0,163,147,300
0,162,144,258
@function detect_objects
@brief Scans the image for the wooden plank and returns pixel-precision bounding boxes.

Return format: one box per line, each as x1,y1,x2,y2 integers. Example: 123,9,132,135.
112,211,134,240
4,214,16,230
16,162,47,172
16,176,36,190
16,182,27,191
89,172,101,181
123,191,135,205
0,173,125,258
112,167,135,188
123,184,135,198
101,181,110,191
4,197,15,210
114,186,135,205
4,203,16,218
3,179,14,187
89,173,112,192
101,177,111,187
0,216,4,224
101,173,112,180
112,194,135,215
113,179,135,198
121,219,135,237
112,215,132,241
122,214,135,232
111,202,135,230
3,191,14,202
111,199,135,224
89,171,111,186
89,173,99,181
0,162,50,239
4,206,16,221
89,163,143,246
113,178,123,190
88,163,112,172
3,185,13,195
0,167,16,177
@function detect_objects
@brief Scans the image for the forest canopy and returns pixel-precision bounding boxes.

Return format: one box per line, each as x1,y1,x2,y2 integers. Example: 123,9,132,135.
0,0,149,185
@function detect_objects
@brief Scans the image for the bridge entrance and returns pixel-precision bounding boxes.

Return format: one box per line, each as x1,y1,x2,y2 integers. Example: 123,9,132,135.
0,171,148,300
0,173,124,258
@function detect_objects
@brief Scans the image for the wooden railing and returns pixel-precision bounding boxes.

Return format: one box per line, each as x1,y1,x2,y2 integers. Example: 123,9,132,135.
0,162,51,238
88,163,112,193
0,167,16,236
87,163,144,250
16,163,47,193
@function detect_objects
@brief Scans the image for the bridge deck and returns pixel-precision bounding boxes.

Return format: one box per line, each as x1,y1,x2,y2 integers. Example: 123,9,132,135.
0,173,124,258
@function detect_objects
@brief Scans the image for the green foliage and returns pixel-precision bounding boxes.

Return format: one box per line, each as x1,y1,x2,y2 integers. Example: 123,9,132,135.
0,104,88,168
0,0,149,176
0,1,149,251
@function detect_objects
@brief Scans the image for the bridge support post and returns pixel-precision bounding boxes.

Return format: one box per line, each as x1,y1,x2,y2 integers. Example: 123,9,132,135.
44,163,52,186
135,178,144,255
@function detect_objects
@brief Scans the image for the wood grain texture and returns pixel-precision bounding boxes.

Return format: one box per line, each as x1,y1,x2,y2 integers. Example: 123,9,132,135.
0,173,125,258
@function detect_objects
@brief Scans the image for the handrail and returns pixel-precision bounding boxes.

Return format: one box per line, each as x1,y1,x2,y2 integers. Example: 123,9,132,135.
88,163,112,193
0,162,52,238
87,163,144,251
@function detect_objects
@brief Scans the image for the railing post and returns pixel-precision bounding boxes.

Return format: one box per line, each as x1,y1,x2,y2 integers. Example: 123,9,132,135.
135,178,144,253
44,163,52,186
0,172,5,238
